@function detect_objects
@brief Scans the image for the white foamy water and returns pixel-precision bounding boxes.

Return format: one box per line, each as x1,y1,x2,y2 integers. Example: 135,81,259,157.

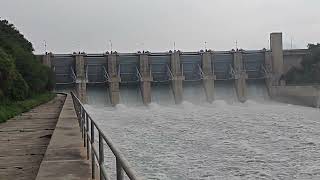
246,80,270,102
119,85,143,106
151,84,175,105
183,82,207,105
87,85,109,106
214,81,238,103
85,99,320,180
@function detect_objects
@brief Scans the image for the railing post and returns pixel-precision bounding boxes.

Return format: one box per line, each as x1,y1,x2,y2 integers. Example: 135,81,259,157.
71,92,141,180
81,107,84,138
86,115,90,160
116,157,124,180
79,106,83,127
99,133,105,180
91,121,95,179
83,112,86,147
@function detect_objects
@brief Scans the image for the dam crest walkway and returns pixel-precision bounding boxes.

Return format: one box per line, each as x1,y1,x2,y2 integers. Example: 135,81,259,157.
0,94,91,180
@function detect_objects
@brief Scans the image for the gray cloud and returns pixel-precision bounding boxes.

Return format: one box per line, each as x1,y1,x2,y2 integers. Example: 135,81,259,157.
1,0,319,53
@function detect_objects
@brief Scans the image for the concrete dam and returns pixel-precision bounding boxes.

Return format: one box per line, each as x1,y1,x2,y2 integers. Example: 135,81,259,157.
39,32,320,179
40,33,319,107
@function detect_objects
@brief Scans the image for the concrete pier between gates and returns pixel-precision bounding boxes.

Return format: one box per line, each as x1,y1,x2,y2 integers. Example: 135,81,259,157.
202,52,215,103
270,32,284,86
233,51,248,102
43,32,319,107
139,54,153,105
107,53,121,106
42,53,52,68
75,54,87,103
170,51,185,104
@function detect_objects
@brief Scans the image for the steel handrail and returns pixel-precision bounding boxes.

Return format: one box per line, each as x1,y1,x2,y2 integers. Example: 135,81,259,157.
136,67,142,81
229,64,236,79
103,66,110,82
86,65,89,80
166,65,174,80
71,92,142,180
71,66,77,81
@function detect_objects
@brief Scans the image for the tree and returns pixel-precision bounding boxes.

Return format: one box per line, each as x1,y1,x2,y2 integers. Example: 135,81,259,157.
284,43,320,84
0,19,54,97
0,48,29,100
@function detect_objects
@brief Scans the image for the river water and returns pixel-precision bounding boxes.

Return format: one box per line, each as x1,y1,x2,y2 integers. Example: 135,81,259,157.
84,84,320,180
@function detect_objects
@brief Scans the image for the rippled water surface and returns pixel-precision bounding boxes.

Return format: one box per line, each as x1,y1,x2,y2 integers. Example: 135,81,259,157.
84,85,320,180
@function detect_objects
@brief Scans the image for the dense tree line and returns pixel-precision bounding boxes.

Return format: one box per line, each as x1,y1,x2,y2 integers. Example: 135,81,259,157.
284,44,320,84
0,19,54,101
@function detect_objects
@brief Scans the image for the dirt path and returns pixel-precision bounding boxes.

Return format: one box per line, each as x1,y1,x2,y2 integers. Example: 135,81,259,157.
0,95,65,180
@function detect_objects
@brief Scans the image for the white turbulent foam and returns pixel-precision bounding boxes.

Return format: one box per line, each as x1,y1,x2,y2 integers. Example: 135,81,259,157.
151,84,175,105
183,82,207,105
119,85,143,106
214,82,238,103
246,81,270,102
84,100,320,180
86,86,109,106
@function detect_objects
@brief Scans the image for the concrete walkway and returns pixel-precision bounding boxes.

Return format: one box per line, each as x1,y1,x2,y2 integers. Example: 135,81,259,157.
35,94,91,180
0,95,65,180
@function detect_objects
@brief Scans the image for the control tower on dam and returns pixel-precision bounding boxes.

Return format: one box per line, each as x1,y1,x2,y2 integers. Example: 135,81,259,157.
39,33,320,107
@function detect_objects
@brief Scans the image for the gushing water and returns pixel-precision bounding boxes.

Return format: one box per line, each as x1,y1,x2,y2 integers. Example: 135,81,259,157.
214,81,238,103
119,85,143,106
246,80,270,102
183,82,207,105
151,83,175,105
83,83,320,179
87,85,109,106
85,100,320,180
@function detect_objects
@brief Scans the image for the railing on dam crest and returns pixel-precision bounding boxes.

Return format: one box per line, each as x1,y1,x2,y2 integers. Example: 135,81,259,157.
71,92,142,180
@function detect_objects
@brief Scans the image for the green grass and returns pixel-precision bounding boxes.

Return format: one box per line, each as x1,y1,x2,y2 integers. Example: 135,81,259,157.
0,92,56,123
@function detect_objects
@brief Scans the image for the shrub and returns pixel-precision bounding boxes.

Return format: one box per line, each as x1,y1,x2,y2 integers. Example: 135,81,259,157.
0,48,29,100
0,19,54,96
0,92,56,123
284,43,320,84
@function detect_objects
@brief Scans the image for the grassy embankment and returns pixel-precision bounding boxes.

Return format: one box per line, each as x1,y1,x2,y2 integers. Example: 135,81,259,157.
0,92,56,123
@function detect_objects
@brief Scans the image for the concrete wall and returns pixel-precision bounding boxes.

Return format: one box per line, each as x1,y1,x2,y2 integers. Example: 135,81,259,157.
270,33,284,86
202,52,215,103
170,51,185,104
270,85,320,107
233,51,248,102
42,33,317,106
75,54,87,103
139,53,153,105
42,53,52,68
107,53,120,106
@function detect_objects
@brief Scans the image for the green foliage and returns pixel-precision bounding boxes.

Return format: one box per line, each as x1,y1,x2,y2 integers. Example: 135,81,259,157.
0,92,56,123
284,43,320,84
0,19,54,97
0,48,29,100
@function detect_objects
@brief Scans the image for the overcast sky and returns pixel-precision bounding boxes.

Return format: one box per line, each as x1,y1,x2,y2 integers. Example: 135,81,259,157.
1,0,319,54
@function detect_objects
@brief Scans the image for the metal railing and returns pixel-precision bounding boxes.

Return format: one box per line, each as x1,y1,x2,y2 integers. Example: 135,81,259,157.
52,65,77,85
103,66,110,82
71,92,142,180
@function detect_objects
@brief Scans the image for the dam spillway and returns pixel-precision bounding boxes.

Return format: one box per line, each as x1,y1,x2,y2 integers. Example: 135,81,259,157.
39,32,316,107
42,33,312,106
50,48,274,106
47,33,320,179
